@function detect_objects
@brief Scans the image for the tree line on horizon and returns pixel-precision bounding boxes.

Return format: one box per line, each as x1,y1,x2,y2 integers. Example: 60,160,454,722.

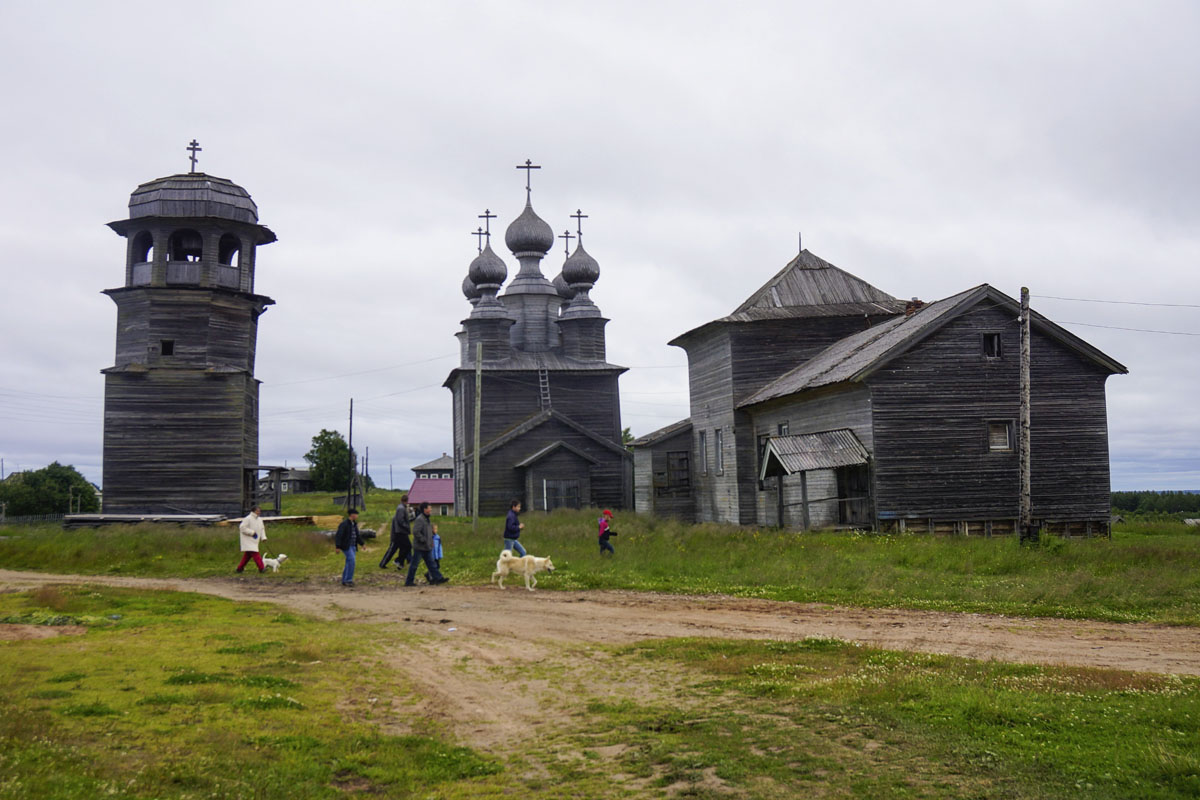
1111,490,1200,515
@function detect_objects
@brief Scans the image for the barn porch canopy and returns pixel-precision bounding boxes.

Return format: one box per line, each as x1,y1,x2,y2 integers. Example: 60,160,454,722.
759,429,870,480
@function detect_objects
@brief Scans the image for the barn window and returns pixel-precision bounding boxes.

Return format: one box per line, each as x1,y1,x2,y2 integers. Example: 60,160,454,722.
777,420,789,435
167,229,204,262
715,429,725,474
982,332,1002,359
420,473,429,479
218,234,241,266
988,421,1013,452
441,473,451,479
657,450,690,497
440,505,448,516
698,431,708,475
160,339,175,357
131,231,154,263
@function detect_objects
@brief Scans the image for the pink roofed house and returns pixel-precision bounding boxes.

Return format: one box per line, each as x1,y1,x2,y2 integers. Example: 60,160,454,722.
407,453,456,516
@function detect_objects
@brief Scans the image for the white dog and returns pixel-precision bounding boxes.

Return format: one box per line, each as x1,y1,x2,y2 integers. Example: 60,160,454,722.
491,549,554,591
262,553,288,572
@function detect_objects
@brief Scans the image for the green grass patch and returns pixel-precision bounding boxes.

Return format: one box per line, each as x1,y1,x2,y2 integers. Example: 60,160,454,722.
4,498,1199,625
0,584,507,799
588,637,1200,798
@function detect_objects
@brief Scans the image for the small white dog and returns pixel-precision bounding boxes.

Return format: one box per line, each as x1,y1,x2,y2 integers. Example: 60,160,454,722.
262,553,288,572
491,549,554,591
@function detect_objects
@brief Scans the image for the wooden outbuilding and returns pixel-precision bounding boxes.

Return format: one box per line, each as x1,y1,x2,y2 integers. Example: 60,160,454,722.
637,250,1127,535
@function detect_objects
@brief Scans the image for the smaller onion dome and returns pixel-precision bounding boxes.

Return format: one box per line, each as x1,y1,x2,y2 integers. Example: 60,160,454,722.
562,243,600,286
468,242,508,287
462,273,481,303
551,271,577,300
504,200,554,255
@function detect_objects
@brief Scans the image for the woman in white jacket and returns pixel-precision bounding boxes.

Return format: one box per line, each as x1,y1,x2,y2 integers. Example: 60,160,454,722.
236,505,267,573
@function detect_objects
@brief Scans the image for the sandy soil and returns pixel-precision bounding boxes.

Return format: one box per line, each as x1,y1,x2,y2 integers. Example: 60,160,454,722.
3,568,1197,754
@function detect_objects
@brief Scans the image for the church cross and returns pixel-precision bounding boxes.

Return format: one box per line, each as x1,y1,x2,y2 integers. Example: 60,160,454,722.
187,139,202,173
478,208,497,237
516,159,541,197
559,229,575,256
571,208,589,239
473,227,487,253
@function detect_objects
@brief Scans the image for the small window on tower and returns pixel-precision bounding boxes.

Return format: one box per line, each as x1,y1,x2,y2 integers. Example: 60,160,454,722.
161,339,175,357
983,333,1002,359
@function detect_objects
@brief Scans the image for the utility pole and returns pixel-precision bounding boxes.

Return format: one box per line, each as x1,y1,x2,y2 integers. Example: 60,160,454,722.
1019,287,1037,544
472,342,482,533
389,464,393,491
347,399,355,511
364,447,369,496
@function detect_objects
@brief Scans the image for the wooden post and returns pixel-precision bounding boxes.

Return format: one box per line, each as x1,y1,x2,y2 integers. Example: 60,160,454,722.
472,342,482,534
1019,287,1036,544
799,471,810,531
347,398,355,511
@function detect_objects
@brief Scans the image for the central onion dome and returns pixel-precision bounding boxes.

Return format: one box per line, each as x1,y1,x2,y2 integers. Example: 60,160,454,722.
469,242,508,288
562,243,600,287
504,200,554,255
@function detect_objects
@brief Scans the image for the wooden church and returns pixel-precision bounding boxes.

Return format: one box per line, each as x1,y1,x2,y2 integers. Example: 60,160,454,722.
633,249,1127,535
101,148,276,515
445,164,631,515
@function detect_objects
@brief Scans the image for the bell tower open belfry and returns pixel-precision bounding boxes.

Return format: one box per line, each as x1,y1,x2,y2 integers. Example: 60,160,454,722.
101,143,276,514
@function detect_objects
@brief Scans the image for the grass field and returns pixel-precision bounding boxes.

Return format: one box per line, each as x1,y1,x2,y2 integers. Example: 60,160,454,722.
2,490,1198,626
1,585,1197,798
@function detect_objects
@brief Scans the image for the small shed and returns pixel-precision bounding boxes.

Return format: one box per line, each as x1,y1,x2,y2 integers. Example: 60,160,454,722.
630,419,694,521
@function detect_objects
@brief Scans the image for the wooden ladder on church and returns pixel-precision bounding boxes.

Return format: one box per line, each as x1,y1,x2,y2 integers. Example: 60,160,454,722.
537,367,552,409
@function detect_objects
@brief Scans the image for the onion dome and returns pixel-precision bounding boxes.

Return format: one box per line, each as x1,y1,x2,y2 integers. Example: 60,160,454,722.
468,242,508,287
552,271,576,300
562,243,600,286
462,273,481,304
504,200,554,255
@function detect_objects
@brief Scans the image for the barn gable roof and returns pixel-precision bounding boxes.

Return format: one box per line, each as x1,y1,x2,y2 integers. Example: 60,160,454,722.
475,409,631,461
669,250,904,346
739,284,1128,408
412,454,453,472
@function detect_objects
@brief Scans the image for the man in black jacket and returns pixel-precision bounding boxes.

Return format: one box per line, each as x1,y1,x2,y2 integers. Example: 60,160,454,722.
335,508,360,587
405,502,448,586
379,494,412,569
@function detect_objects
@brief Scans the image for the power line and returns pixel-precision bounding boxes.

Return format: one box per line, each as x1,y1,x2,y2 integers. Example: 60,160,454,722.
266,353,458,387
1037,295,1200,309
1056,321,1200,337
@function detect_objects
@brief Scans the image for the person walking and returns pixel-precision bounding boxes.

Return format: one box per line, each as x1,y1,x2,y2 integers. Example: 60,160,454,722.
380,494,412,569
503,498,527,556
236,505,267,573
335,508,361,587
405,502,448,586
598,509,617,556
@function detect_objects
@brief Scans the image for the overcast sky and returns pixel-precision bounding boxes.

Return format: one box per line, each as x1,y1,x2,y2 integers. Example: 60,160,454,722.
2,0,1198,492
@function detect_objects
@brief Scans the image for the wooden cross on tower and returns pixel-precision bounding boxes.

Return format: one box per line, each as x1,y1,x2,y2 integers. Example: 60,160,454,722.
472,227,487,253
187,139,202,173
516,159,541,198
478,209,497,242
559,229,575,256
571,209,588,240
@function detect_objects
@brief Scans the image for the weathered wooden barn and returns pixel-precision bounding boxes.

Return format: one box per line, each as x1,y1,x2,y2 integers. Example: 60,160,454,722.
444,169,631,515
634,250,1127,534
101,169,276,514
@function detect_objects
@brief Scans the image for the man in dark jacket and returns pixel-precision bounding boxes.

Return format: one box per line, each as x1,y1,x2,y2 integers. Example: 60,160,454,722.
335,508,360,587
405,502,448,586
503,498,526,556
379,494,412,569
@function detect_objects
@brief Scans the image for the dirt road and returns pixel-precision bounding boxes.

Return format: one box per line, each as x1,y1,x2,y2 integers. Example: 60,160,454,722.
2,569,1196,677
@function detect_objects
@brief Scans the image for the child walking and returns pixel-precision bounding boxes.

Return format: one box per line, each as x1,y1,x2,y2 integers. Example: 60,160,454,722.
598,509,616,555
